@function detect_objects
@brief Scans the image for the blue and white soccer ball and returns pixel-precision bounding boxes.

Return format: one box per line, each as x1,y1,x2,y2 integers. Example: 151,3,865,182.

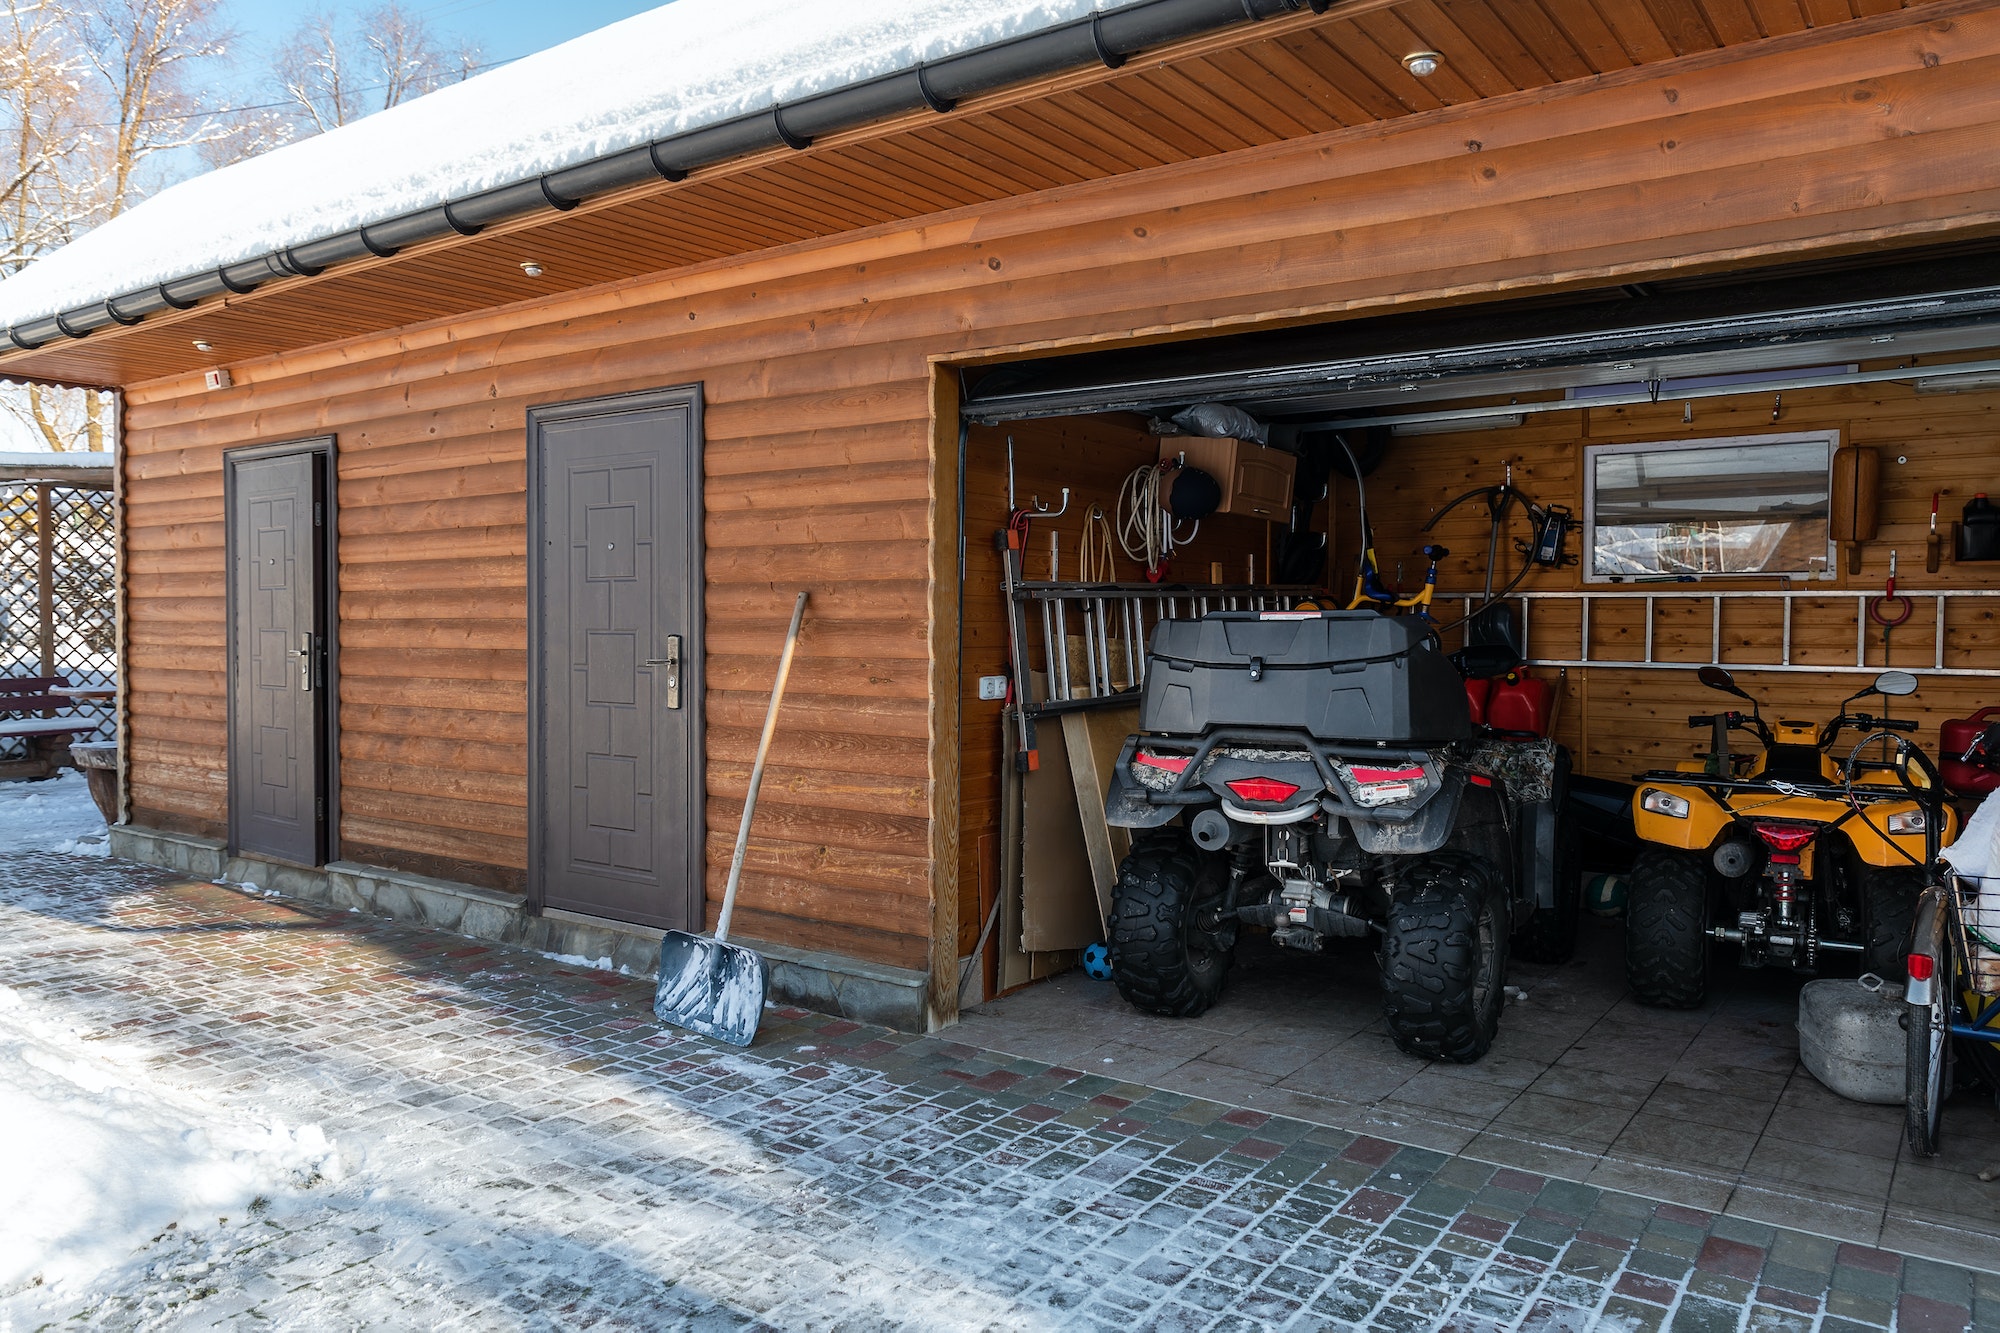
1081,941,1114,981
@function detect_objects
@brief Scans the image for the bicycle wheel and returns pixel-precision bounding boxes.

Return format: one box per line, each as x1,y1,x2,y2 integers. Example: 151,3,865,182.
1905,887,1951,1157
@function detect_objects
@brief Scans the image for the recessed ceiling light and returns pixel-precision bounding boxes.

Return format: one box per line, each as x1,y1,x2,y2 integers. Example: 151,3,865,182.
1403,50,1443,77
519,260,544,278
191,338,213,352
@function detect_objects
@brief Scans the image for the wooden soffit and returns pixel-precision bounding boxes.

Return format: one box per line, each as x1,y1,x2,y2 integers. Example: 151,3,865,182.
0,0,1950,389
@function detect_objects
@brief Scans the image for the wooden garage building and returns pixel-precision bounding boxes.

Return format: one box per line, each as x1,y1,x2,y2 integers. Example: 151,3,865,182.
4,0,2000,1030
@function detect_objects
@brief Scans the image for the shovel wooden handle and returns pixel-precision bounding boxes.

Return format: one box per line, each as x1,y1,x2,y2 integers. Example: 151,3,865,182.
715,591,808,944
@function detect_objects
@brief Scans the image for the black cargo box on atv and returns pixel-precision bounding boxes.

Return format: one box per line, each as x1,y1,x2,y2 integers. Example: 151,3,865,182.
1140,610,1472,743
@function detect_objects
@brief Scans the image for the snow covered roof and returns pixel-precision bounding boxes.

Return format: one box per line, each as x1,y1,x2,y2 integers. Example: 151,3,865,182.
0,0,1185,342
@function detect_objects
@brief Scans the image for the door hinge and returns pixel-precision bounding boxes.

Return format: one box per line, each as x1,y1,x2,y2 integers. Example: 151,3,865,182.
316,797,325,820
314,501,323,527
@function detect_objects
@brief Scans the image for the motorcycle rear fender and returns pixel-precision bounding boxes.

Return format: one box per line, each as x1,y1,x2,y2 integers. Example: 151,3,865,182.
1905,883,1947,1005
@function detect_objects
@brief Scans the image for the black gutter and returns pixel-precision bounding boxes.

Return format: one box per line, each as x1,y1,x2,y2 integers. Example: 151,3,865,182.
4,0,1329,353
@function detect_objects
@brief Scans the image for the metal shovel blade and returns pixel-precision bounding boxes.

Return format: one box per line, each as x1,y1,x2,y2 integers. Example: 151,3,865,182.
653,930,769,1047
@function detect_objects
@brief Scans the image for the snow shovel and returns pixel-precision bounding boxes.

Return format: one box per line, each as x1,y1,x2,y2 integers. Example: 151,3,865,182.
653,590,808,1047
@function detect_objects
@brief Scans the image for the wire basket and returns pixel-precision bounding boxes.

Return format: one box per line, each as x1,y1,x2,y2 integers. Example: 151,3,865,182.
1950,875,2000,996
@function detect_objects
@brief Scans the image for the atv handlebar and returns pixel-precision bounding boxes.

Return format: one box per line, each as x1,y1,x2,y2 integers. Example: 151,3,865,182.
1686,710,1771,739
1821,712,1919,745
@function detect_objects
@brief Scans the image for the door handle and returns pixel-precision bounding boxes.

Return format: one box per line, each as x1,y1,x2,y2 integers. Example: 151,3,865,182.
287,633,314,692
645,635,682,710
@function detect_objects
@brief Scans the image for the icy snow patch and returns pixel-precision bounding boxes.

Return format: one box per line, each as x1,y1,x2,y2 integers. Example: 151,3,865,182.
541,951,620,972
0,770,107,858
0,0,1147,327
0,986,341,1298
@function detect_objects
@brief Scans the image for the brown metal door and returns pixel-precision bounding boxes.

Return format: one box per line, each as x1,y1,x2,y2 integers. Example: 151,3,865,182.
530,387,703,930
228,450,327,865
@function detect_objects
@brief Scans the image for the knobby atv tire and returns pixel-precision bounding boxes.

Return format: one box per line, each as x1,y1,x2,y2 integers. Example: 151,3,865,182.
1512,808,1581,965
1379,851,1508,1063
1108,832,1233,1018
1860,866,1921,981
1625,848,1710,1009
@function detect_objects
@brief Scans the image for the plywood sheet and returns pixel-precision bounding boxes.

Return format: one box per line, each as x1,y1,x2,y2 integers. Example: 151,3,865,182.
999,707,1079,990
1020,718,1103,952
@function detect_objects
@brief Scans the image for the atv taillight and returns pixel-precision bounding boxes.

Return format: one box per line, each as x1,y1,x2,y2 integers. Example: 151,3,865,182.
1133,750,1190,774
1336,760,1432,808
1752,822,1816,852
1348,765,1425,784
1908,952,1935,982
1226,777,1301,803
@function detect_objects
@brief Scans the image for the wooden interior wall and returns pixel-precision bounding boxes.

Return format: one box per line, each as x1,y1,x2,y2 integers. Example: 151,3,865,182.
957,417,1281,956
1344,366,2000,787
114,9,2000,994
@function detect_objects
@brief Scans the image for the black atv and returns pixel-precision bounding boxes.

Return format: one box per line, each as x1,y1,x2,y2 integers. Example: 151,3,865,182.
1102,609,1576,1062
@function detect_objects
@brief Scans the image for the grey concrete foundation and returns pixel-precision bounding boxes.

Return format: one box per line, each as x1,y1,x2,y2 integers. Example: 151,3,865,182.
107,824,934,1031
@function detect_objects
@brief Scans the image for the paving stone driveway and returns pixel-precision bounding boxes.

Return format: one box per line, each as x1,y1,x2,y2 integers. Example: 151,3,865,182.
3,853,1995,1331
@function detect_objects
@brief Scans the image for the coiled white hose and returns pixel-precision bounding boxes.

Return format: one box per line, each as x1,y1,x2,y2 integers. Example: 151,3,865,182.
1116,462,1197,576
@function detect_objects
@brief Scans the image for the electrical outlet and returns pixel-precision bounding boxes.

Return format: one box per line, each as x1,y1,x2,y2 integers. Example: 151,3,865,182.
977,675,1008,701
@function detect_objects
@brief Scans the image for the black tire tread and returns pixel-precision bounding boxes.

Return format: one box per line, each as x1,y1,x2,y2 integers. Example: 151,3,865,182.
1108,832,1230,1018
1860,865,1922,981
1379,850,1507,1063
1625,848,1710,1009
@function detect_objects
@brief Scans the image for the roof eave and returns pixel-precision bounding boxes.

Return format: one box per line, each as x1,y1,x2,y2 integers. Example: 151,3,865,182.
3,0,1322,354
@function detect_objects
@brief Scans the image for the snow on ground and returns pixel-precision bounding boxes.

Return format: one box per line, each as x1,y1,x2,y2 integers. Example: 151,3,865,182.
0,984,343,1304
0,770,108,857
0,0,1145,328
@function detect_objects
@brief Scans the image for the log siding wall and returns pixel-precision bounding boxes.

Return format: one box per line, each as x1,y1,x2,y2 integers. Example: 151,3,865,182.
117,10,2000,991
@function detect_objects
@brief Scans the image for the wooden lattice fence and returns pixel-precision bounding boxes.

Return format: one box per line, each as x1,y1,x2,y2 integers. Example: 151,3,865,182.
0,482,114,746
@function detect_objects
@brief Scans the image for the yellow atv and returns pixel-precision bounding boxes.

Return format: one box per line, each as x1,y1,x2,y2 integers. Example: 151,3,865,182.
1626,667,1957,1009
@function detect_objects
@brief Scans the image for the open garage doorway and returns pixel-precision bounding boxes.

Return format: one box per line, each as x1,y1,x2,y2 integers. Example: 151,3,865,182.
945,239,2000,1265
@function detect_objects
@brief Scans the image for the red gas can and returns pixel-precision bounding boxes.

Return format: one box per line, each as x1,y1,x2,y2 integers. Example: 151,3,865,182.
1488,669,1553,737
1464,677,1492,726
1940,707,2000,796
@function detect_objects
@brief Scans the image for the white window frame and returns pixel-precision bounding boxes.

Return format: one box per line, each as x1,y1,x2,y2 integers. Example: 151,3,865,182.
1581,430,1840,584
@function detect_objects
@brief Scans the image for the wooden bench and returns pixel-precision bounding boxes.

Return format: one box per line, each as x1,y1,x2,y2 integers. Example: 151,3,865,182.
0,676,92,780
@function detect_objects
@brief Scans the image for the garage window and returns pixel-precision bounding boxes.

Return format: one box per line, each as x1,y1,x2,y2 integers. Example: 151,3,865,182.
1583,431,1838,581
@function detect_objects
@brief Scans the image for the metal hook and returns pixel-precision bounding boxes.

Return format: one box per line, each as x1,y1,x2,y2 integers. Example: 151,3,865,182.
1030,487,1070,519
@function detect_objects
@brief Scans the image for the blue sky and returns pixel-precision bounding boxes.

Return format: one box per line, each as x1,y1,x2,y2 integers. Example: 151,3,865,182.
222,0,668,75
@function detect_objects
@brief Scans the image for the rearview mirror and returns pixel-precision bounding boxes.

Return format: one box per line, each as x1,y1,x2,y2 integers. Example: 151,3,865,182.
1873,670,1918,697
1697,665,1752,701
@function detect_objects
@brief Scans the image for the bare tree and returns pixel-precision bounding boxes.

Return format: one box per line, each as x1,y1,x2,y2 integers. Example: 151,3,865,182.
272,3,480,137
0,1,92,276
0,0,230,451
66,0,233,225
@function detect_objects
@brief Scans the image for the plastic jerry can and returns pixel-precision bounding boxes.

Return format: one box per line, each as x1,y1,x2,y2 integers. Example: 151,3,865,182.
1464,677,1492,726
1959,493,2000,562
1940,706,2000,797
1797,976,1905,1104
1487,670,1552,736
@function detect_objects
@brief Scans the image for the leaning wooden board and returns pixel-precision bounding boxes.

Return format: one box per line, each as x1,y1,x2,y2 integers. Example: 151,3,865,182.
1061,707,1141,934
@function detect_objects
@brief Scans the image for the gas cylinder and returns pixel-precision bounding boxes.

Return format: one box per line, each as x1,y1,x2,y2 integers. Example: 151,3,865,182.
1488,669,1553,737
1464,677,1492,726
1940,706,2000,797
